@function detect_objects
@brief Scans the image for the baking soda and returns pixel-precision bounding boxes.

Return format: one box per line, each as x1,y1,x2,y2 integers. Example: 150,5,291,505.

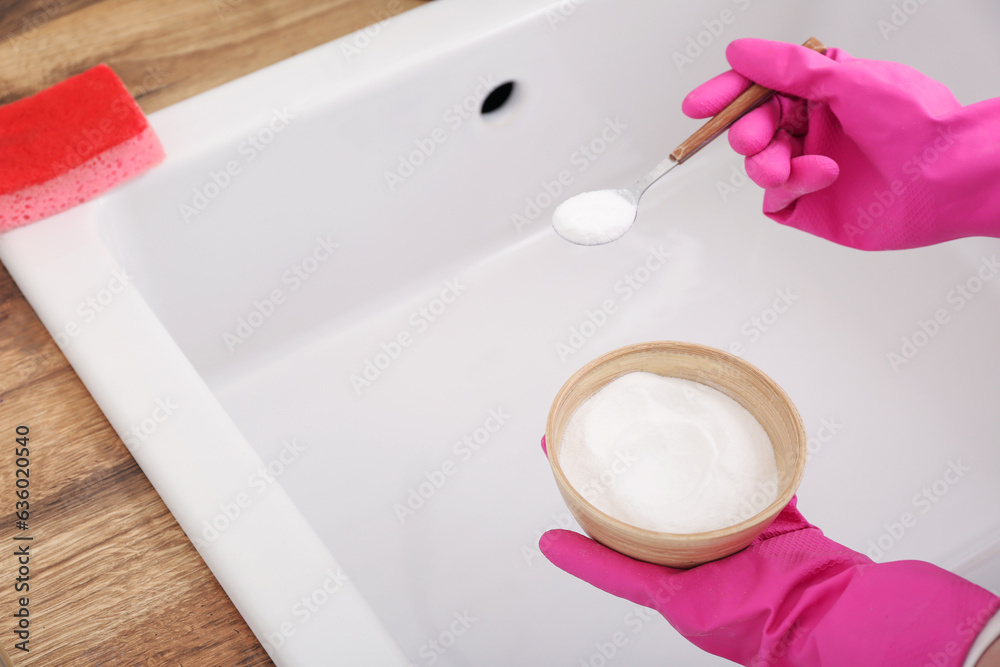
559,371,778,533
552,189,637,245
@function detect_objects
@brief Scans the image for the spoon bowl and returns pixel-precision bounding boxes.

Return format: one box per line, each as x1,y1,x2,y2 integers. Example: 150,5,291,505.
552,188,638,246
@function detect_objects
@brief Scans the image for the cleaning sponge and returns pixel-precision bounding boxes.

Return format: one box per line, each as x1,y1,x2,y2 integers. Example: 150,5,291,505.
0,63,165,231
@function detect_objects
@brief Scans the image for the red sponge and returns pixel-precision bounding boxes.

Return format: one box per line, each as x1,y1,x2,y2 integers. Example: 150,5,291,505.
0,63,165,231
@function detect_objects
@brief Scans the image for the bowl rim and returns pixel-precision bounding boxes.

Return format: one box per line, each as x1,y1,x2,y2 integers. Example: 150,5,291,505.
545,340,808,542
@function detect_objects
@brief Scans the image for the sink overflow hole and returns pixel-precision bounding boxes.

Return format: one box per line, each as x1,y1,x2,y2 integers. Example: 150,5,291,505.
481,81,516,116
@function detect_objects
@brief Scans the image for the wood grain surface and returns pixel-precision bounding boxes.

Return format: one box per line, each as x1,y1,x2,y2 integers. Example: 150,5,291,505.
0,0,424,663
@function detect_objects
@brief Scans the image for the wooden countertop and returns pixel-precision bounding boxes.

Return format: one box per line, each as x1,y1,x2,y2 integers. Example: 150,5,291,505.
0,0,424,663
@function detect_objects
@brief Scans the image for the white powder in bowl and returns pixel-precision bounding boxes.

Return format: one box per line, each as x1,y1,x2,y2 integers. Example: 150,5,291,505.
559,371,779,533
552,189,637,245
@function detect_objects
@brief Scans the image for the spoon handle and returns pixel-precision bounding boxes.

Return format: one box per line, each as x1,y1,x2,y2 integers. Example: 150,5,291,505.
668,37,827,164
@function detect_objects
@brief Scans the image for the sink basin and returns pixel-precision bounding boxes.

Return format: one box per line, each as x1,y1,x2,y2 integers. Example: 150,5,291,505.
3,0,1000,664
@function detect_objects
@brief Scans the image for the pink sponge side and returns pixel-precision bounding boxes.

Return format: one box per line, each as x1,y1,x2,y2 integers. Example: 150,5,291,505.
0,64,166,232
0,126,164,230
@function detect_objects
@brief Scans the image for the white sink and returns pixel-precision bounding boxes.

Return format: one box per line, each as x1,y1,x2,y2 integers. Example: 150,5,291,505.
3,0,1000,664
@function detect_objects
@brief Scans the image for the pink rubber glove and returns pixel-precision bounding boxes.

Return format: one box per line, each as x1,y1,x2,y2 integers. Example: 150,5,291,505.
682,38,1000,250
540,437,1000,666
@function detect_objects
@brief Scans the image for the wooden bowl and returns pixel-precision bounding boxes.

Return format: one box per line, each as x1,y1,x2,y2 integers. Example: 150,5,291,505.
545,341,807,568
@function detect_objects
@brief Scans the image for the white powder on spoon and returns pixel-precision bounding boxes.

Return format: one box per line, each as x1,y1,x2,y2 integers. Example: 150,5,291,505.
552,189,637,245
559,371,778,533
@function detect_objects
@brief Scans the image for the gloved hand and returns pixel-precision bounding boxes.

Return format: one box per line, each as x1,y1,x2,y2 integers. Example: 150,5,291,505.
681,38,1000,250
540,436,1000,666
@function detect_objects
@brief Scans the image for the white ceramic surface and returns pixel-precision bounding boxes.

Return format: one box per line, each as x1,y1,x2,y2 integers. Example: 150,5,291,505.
3,0,1000,664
